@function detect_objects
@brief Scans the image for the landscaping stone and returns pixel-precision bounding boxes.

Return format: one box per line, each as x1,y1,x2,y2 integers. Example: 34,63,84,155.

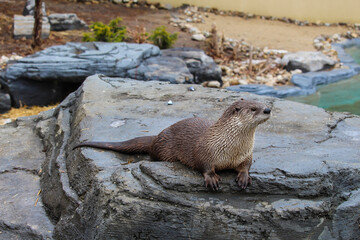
22,0,46,16
48,13,88,31
13,15,50,39
0,91,11,113
3,43,221,106
281,51,337,72
5,42,160,82
191,33,206,41
0,116,54,239
127,56,193,83
162,47,222,84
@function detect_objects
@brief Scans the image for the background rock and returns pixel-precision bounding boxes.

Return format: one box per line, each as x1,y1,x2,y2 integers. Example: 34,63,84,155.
48,13,88,31
22,0,46,16
0,91,11,113
4,43,221,106
191,33,206,41
162,47,222,84
127,56,193,83
33,75,360,239
281,51,337,72
13,15,50,39
0,116,54,239
226,84,314,98
5,42,160,82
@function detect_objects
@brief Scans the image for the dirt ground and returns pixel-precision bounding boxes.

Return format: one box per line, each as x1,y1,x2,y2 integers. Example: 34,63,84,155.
0,0,351,57
191,13,349,52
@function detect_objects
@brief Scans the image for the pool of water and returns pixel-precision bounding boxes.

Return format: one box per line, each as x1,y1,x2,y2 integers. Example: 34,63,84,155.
287,46,360,116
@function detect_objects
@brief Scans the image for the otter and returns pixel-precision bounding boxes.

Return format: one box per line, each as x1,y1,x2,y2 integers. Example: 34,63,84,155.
73,99,271,191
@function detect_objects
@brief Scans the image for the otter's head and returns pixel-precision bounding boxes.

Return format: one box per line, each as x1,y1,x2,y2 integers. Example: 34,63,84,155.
222,99,271,128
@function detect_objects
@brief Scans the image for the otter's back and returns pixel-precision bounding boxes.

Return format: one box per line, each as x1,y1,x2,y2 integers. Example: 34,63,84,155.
150,118,213,167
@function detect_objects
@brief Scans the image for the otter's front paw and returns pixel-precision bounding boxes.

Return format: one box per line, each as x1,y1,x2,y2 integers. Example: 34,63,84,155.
236,172,252,189
204,172,221,191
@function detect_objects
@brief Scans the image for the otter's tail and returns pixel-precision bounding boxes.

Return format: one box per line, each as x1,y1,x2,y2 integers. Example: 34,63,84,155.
73,136,156,154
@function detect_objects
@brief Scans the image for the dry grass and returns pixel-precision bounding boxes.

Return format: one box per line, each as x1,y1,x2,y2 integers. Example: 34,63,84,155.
0,104,58,125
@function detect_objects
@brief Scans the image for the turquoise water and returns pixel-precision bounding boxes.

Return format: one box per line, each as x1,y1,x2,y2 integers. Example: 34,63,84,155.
287,47,360,116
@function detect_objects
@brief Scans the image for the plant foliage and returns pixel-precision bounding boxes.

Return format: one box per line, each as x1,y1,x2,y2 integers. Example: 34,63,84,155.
83,17,127,42
149,26,178,49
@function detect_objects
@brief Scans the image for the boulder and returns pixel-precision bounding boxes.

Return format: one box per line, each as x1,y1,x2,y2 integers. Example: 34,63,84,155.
0,115,54,239
127,56,193,83
162,47,222,84
13,15,50,39
191,33,206,41
22,0,46,16
0,91,11,113
27,75,359,239
281,51,337,72
48,13,88,31
4,43,221,106
5,42,160,82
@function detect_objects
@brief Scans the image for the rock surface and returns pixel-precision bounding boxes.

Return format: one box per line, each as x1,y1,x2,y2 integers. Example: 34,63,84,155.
48,13,88,31
13,15,50,40
22,0,46,16
1,74,355,239
127,56,193,83
226,84,314,98
191,33,206,41
0,91,11,113
281,51,337,72
162,47,222,84
0,117,54,239
5,42,160,82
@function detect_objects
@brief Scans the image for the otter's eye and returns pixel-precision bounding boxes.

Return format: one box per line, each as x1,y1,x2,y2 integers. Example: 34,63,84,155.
251,107,257,112
235,107,241,112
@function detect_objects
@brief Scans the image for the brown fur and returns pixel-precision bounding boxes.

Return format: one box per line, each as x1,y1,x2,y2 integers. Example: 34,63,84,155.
73,99,271,190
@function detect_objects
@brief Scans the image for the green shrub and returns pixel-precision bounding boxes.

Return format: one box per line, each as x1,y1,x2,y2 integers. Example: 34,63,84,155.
149,26,178,49
83,17,127,42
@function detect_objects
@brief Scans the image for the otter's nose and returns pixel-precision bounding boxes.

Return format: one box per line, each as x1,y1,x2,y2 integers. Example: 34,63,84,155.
263,108,271,114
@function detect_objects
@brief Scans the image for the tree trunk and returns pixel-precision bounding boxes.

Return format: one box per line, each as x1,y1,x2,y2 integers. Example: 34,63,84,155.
32,0,42,49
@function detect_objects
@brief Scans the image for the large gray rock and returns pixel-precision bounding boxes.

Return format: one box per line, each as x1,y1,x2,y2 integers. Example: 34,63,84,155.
0,116,54,239
0,91,11,113
27,75,359,239
5,42,160,82
4,43,221,106
281,51,337,72
13,15,50,39
127,56,193,83
162,47,222,84
48,13,88,31
22,0,46,16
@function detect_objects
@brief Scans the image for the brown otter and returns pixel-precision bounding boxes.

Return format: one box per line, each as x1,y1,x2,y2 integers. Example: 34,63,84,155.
73,99,271,191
